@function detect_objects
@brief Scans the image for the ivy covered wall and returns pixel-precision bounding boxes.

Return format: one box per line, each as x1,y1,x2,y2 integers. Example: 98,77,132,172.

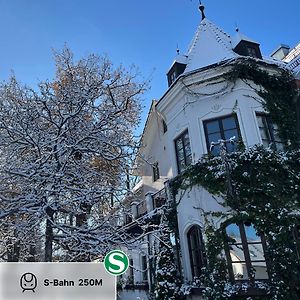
165,60,300,300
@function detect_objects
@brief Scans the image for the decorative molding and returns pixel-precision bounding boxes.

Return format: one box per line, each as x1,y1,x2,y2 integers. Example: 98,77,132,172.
211,102,223,112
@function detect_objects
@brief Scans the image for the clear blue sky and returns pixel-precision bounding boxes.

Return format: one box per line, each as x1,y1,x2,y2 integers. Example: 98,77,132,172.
0,0,298,132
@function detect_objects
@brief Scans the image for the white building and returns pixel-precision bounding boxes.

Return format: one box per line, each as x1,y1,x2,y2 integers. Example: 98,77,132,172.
118,5,300,300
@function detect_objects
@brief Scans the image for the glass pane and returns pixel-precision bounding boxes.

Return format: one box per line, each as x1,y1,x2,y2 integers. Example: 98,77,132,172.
226,224,241,243
226,142,237,153
232,262,248,280
176,138,183,151
252,263,269,279
273,130,282,142
206,120,220,134
247,46,257,57
244,223,261,242
208,132,222,145
222,117,236,130
186,153,192,166
230,245,245,262
190,233,198,250
177,148,185,172
256,115,264,127
185,143,192,157
259,127,270,141
183,133,190,147
188,227,204,277
177,148,185,163
248,243,265,261
224,129,238,141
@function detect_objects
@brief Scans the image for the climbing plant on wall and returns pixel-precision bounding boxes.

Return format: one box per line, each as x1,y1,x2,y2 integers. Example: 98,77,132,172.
171,146,300,300
226,59,300,148
169,60,300,300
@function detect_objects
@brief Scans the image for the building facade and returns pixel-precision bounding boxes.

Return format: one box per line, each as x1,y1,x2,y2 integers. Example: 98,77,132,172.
118,5,300,300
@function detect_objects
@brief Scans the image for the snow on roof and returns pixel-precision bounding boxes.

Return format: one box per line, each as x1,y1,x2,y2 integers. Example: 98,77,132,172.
174,54,188,65
283,42,300,63
231,31,259,49
184,18,239,73
270,44,290,57
167,54,188,73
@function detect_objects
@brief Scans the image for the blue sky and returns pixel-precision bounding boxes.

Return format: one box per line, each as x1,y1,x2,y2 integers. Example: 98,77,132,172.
0,0,298,133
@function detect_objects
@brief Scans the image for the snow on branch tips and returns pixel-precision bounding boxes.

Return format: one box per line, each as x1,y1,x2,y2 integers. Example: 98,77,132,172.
0,47,148,262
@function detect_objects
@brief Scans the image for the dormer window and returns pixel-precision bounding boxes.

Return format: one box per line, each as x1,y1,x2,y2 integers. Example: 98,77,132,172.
167,55,187,87
232,32,262,59
247,45,259,58
169,71,177,85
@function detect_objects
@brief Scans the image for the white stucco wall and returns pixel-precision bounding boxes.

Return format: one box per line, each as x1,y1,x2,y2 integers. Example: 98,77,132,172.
155,69,269,281
130,62,278,289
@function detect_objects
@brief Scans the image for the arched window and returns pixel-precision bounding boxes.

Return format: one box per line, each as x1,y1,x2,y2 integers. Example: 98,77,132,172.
224,221,268,281
293,224,300,258
187,225,206,277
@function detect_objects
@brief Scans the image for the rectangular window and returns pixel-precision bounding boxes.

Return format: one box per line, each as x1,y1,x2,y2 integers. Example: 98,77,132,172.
141,255,148,282
203,114,240,155
187,226,206,277
294,224,300,259
225,222,268,281
247,46,258,58
128,258,134,284
162,120,168,133
174,130,192,174
256,113,284,151
152,162,160,182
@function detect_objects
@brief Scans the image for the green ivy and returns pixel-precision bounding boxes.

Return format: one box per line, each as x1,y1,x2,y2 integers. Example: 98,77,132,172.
226,60,300,148
168,61,300,300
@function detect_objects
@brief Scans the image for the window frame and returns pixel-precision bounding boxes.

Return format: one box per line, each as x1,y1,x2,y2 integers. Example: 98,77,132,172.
174,129,192,174
187,225,206,278
128,258,134,284
141,255,148,282
247,45,259,58
256,112,284,151
162,119,168,133
223,221,269,283
203,114,241,154
293,224,300,259
152,161,160,182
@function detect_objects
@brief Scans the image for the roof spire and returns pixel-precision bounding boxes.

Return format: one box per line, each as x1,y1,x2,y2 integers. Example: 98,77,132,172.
235,22,239,32
176,43,180,55
199,1,206,21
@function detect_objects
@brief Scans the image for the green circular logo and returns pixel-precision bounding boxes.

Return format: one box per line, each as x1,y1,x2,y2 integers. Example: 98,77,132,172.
104,250,129,276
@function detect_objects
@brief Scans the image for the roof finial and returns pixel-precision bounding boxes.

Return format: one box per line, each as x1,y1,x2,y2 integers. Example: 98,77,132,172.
176,43,180,55
235,22,239,32
199,1,206,21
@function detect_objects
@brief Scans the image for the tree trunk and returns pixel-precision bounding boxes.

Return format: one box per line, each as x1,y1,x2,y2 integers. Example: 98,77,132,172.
26,244,37,262
44,207,54,262
6,238,20,262
75,203,91,262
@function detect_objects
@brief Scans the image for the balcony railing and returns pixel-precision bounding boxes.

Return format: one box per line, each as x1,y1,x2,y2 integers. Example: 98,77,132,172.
152,188,167,209
123,188,167,225
136,200,147,218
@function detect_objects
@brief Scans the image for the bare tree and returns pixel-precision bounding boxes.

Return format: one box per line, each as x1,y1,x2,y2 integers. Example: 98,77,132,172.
0,47,147,262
